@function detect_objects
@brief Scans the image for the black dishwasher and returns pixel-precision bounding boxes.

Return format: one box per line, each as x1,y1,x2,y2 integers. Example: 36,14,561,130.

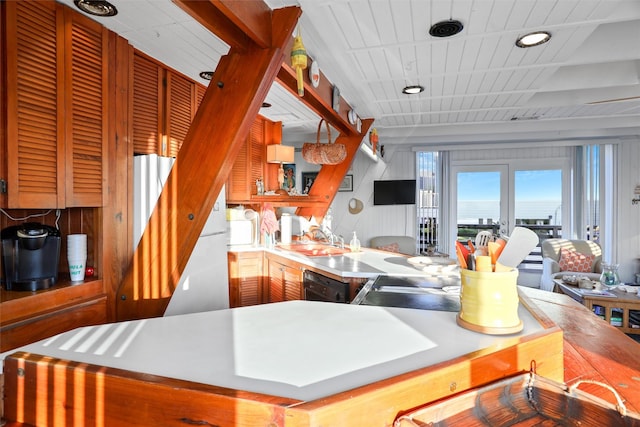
303,270,349,303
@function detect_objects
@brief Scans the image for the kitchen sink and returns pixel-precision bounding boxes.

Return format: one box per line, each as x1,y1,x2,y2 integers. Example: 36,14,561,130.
277,243,350,257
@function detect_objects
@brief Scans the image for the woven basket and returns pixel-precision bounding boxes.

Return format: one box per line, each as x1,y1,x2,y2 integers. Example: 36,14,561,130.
302,119,347,165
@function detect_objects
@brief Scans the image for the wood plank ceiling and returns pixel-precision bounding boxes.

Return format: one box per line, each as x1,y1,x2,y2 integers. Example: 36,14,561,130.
58,0,640,146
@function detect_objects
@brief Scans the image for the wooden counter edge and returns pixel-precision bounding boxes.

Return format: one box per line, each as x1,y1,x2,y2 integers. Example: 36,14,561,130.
520,286,640,413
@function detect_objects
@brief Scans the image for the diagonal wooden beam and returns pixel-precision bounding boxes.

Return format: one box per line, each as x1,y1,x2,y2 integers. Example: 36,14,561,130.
116,5,302,321
297,119,374,220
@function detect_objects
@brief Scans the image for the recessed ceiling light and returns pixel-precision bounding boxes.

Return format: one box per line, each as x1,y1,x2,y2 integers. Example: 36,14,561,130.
516,31,551,48
199,71,214,81
429,20,464,38
261,102,272,108
73,0,118,17
402,85,424,95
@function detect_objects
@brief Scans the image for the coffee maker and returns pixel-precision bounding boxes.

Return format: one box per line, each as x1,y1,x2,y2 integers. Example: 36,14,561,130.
1,223,61,291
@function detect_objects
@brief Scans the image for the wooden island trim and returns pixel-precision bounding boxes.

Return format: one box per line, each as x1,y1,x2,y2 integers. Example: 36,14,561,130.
4,291,564,427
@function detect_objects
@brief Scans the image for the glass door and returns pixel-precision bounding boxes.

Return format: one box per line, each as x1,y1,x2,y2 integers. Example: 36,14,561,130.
451,161,565,264
453,165,509,245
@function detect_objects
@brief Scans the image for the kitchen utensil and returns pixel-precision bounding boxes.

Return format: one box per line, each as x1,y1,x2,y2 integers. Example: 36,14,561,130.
455,241,468,269
456,242,467,268
495,227,539,270
475,231,493,249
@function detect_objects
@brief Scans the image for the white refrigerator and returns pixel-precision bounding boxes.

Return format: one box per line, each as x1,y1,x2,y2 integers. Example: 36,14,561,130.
133,154,229,316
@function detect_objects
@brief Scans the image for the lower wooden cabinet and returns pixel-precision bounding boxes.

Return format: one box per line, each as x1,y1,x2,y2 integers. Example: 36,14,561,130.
266,254,304,303
228,251,265,308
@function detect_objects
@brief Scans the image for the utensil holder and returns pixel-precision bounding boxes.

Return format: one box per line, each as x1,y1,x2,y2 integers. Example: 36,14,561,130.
457,268,522,335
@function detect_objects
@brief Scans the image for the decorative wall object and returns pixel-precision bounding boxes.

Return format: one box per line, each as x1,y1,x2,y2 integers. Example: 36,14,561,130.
339,174,353,192
301,119,346,165
302,172,318,194
282,163,296,191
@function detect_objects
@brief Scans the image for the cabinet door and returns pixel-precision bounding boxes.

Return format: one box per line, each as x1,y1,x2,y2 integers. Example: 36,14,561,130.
228,251,264,308
226,118,267,203
283,264,303,301
4,1,107,208
165,71,196,157
132,52,163,155
4,0,65,208
64,8,108,207
268,258,285,303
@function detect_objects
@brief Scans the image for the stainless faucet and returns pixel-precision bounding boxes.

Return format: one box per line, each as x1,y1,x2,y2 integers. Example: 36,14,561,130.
307,226,344,248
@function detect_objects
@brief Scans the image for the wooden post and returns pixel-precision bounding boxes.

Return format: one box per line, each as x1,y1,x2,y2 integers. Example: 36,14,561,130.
116,5,302,320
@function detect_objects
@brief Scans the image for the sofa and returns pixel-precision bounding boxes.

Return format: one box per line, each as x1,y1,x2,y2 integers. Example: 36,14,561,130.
369,236,417,256
540,238,602,291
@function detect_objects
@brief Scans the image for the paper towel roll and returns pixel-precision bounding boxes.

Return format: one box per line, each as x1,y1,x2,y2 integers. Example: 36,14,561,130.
280,213,292,244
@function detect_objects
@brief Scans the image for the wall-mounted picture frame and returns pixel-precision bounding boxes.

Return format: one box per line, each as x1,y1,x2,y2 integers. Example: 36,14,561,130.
282,163,296,191
339,174,353,192
302,172,318,194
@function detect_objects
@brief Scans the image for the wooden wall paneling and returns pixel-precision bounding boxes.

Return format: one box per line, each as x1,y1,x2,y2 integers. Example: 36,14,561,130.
4,0,65,208
102,32,133,321
132,52,163,155
0,1,6,208
64,8,108,207
116,6,302,321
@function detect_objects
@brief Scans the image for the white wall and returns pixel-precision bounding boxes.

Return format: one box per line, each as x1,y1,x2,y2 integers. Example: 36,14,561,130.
329,145,417,250
616,137,640,283
326,139,640,283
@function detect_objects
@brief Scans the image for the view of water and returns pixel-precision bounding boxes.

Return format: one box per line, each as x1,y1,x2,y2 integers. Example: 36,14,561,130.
458,199,562,225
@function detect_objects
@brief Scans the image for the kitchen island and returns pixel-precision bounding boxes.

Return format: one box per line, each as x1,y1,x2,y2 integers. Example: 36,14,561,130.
4,286,640,425
4,291,562,426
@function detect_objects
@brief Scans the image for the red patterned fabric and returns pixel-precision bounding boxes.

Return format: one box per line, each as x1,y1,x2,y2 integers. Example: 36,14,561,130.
377,242,400,253
558,248,595,272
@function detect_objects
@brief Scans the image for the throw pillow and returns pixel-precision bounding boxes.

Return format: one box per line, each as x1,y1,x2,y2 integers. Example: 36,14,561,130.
377,242,400,253
558,248,595,273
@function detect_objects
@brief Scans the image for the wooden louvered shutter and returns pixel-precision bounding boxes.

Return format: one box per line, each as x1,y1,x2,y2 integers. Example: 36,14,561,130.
226,133,250,201
64,8,107,207
166,71,195,158
196,84,207,109
225,117,267,203
249,118,266,192
5,0,65,208
132,53,162,155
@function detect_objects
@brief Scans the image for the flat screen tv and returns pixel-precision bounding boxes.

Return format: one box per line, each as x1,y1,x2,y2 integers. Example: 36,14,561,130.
373,180,416,205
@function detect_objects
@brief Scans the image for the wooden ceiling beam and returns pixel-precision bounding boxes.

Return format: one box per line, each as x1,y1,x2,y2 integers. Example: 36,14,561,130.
276,59,357,137
173,0,274,50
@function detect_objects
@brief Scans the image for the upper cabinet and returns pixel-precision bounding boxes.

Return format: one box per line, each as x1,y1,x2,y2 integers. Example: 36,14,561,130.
2,0,108,208
226,116,267,203
132,51,205,157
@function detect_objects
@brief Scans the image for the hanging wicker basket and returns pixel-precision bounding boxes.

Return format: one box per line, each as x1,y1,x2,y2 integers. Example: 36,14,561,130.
302,119,347,165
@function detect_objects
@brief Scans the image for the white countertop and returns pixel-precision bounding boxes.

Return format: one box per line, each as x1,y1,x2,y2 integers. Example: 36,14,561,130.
231,244,458,281
4,300,543,401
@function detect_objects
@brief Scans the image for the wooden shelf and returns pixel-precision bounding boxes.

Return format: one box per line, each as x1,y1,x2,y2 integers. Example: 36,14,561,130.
249,195,326,207
1,278,104,326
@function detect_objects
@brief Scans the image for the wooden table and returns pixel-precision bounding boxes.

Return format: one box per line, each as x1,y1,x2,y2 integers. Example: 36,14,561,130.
555,280,640,335
521,287,640,414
